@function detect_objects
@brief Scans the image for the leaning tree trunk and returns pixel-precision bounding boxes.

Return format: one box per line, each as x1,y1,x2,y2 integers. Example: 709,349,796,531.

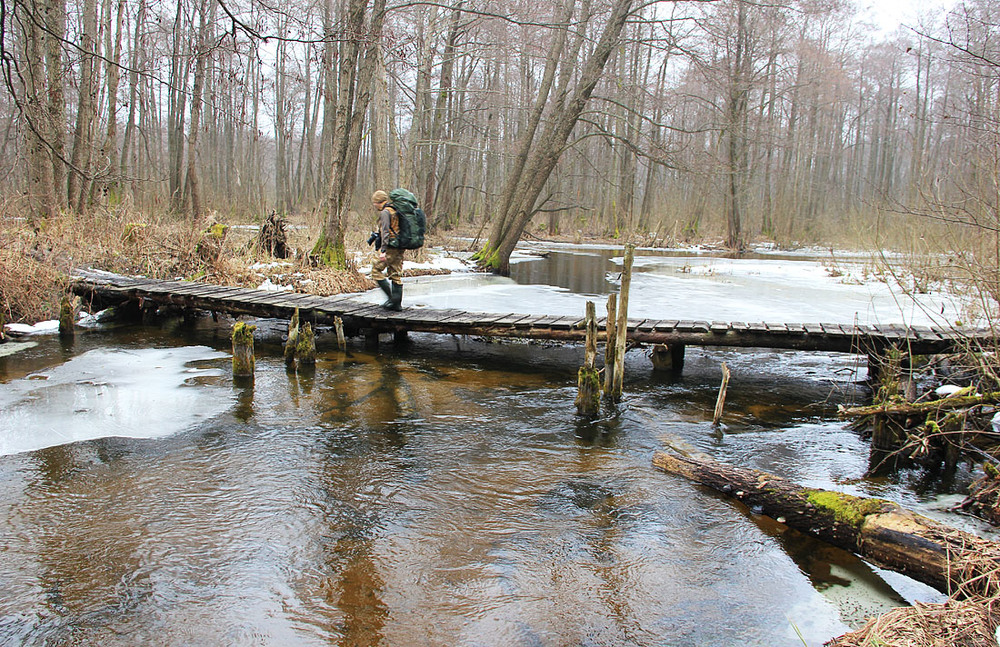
652,451,1000,598
477,0,634,275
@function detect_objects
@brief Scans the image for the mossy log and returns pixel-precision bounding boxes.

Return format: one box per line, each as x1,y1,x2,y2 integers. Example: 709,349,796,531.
652,451,1000,596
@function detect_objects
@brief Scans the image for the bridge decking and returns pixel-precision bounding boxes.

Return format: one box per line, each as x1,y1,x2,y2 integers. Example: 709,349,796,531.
70,269,993,356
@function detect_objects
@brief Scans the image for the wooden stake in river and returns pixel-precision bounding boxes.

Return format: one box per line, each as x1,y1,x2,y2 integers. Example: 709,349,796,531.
59,295,75,339
284,309,300,367
608,244,634,402
576,301,601,416
603,293,617,396
231,321,256,379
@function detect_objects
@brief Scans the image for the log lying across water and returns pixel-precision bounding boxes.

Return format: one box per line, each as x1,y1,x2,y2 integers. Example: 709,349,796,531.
652,451,1000,597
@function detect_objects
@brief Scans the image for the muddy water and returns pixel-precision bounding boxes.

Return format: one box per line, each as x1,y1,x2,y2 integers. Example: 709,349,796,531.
0,248,983,646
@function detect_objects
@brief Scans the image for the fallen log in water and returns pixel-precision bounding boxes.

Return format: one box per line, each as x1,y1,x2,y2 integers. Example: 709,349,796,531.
652,451,1000,597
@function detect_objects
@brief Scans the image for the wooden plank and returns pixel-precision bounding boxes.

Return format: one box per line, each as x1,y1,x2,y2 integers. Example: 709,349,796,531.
487,313,535,327
911,325,941,341
764,322,787,333
531,314,574,328
635,319,657,332
410,309,467,324
515,314,548,329
784,323,806,333
746,322,768,333
548,315,583,330
710,321,730,334
653,320,678,332
804,323,824,335
467,311,516,326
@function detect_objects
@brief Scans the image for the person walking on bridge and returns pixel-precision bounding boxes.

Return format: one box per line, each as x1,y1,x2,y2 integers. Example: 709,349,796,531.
369,190,404,311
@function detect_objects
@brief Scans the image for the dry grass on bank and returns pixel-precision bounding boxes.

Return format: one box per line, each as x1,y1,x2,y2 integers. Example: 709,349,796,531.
0,208,380,324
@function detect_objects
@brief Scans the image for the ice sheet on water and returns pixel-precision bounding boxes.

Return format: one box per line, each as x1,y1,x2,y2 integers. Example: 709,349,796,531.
0,346,232,456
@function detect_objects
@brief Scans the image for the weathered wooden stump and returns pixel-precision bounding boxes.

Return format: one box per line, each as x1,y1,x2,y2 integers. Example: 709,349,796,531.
603,293,617,395
284,309,300,367
334,316,346,350
58,295,75,339
608,244,634,402
576,301,601,416
231,321,256,379
296,322,316,368
712,362,731,425
651,343,685,371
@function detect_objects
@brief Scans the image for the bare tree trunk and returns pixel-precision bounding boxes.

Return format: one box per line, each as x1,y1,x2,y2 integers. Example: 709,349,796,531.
68,0,99,213
98,0,125,203
19,0,58,219
478,0,634,275
167,0,189,212
185,0,213,218
119,0,145,192
314,0,387,267
45,0,67,211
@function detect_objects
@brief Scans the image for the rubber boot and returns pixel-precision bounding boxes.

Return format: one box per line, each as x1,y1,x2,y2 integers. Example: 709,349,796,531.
375,278,393,307
384,282,403,311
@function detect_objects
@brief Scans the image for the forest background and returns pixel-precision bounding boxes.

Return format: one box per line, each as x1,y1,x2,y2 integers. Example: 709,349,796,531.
3,0,1000,320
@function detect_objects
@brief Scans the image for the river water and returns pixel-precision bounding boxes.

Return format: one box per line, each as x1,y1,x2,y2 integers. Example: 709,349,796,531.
0,245,988,646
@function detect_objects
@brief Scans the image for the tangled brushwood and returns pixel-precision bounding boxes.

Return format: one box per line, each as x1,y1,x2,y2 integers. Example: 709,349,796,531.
827,527,1000,646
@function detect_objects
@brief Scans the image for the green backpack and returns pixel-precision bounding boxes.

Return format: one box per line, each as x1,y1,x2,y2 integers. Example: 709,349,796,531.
386,188,426,250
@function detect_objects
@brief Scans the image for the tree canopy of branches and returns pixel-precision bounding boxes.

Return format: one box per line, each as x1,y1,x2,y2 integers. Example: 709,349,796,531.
0,0,998,267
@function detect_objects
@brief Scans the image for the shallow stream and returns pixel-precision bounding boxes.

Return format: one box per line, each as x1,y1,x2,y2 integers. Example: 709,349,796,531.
0,245,989,646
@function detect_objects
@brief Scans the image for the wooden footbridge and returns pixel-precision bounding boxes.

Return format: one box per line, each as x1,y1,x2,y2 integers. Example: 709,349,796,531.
70,269,994,363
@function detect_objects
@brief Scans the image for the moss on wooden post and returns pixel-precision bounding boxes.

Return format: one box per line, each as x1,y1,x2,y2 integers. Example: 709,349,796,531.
231,321,256,378
576,301,601,416
58,295,75,338
296,322,316,367
284,309,300,367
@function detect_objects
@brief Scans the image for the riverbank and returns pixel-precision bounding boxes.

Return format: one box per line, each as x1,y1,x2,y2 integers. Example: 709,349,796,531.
1,209,753,329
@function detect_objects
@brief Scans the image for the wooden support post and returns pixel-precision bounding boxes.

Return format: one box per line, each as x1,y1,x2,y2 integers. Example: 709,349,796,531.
284,308,300,367
296,322,316,369
713,362,731,425
394,329,408,345
334,316,346,350
231,321,256,379
364,330,379,349
651,343,685,371
610,244,634,401
603,293,617,395
576,301,601,416
58,295,75,339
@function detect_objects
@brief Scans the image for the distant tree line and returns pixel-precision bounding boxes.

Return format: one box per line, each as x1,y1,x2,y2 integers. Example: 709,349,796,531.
2,0,998,271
